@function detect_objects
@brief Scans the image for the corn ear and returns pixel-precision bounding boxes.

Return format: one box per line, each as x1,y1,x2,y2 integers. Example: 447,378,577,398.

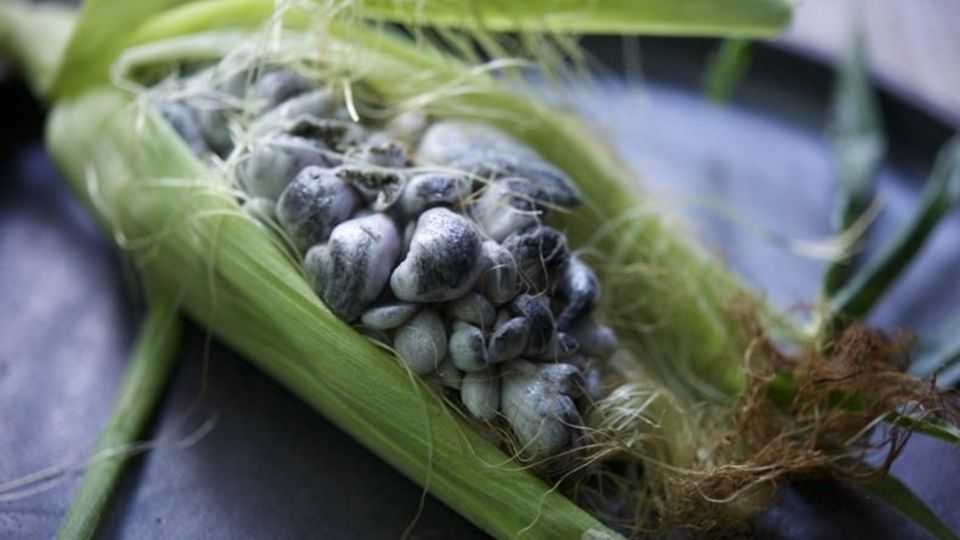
47,87,620,539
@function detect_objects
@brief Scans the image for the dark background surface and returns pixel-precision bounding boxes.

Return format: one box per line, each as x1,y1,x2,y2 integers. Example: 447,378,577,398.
1,38,959,539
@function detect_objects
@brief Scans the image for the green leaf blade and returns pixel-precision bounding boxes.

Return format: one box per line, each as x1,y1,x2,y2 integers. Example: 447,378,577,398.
822,33,886,297
862,474,960,540
829,136,960,321
352,0,791,37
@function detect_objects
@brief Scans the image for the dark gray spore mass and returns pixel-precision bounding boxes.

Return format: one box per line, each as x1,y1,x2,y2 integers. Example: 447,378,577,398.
390,208,484,302
304,213,399,321
277,166,360,251
238,134,334,200
556,255,601,330
397,173,472,218
510,294,555,356
417,121,582,208
501,226,570,293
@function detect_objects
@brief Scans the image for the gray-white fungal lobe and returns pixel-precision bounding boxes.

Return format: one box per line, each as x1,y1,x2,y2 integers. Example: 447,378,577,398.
502,226,570,293
470,178,548,242
435,358,463,390
500,360,584,458
303,213,399,321
487,316,531,364
449,292,496,329
510,294,555,356
238,134,333,200
360,302,419,330
385,110,428,146
568,317,618,360
249,89,334,137
533,332,579,362
476,241,519,306
461,369,500,421
253,69,313,112
449,321,488,372
156,101,209,157
397,173,472,218
394,309,447,375
417,121,581,208
556,255,601,330
390,207,484,302
276,166,360,251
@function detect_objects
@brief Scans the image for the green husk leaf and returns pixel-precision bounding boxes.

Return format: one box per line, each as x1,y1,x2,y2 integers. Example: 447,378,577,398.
822,33,885,298
50,0,791,99
829,136,960,322
58,296,182,540
0,1,75,97
702,39,753,103
861,474,960,540
354,0,791,36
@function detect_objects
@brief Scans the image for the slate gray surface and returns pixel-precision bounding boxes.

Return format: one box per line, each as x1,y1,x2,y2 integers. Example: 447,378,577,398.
1,43,959,539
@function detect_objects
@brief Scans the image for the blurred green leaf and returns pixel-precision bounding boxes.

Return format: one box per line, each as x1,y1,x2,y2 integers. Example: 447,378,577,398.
355,0,791,36
829,136,960,321
702,38,753,103
822,33,885,297
861,474,960,540
911,311,960,386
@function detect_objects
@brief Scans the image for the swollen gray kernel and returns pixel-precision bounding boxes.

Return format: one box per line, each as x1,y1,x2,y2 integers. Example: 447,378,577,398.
156,101,209,157
556,255,600,330
477,241,519,306
390,208,484,302
449,292,496,328
394,309,447,375
254,69,313,112
510,294,555,356
435,358,463,389
249,89,335,137
487,317,531,364
385,110,428,145
501,360,583,458
449,321,488,372
276,166,360,250
304,213,399,321
360,302,419,330
470,178,547,241
502,226,570,293
238,134,333,200
583,368,604,401
533,332,579,362
538,363,584,398
397,173,473,218
568,317,618,360
416,121,581,208
461,369,500,421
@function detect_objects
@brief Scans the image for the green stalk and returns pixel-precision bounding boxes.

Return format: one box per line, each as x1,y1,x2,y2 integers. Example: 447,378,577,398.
58,296,182,540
